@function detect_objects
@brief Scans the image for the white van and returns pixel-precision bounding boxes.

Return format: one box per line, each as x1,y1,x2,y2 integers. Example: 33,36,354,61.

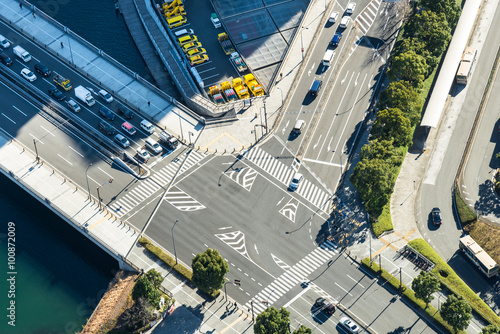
322,49,335,67
329,11,339,23
140,119,155,134
13,45,31,62
0,34,10,49
174,29,194,38
339,16,350,29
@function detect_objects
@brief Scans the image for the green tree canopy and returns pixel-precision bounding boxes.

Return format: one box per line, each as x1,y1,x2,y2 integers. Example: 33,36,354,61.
359,139,403,167
392,38,437,71
482,325,500,334
192,248,229,294
371,108,412,147
132,275,161,307
351,158,396,215
293,324,312,334
254,307,291,334
411,271,441,307
419,0,461,28
388,51,427,87
440,295,473,333
406,11,451,58
378,81,422,126
145,268,164,289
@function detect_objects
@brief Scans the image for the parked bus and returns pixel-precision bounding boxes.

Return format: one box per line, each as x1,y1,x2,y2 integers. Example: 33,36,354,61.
459,235,498,278
456,47,477,84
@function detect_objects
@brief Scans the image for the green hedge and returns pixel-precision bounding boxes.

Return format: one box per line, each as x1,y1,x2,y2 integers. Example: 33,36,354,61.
454,185,477,226
408,239,500,326
362,258,455,333
373,202,392,237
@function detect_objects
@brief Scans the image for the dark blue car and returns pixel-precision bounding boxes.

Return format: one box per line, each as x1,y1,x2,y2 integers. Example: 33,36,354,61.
99,107,115,121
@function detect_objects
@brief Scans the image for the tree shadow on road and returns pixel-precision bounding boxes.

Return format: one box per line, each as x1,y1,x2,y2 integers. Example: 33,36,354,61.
474,179,500,217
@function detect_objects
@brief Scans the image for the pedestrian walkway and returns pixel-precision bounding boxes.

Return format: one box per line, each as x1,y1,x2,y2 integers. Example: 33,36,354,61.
244,146,331,211
245,239,338,315
110,149,207,217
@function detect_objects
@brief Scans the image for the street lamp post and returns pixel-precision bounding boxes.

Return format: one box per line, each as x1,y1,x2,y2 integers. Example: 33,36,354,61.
97,178,113,209
276,87,284,109
224,279,241,302
85,163,93,199
33,139,39,161
172,219,179,265
300,27,308,60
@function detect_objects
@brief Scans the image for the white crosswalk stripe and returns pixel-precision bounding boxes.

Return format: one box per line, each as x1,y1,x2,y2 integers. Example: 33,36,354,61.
110,150,206,217
245,240,338,314
244,147,329,211
354,0,382,35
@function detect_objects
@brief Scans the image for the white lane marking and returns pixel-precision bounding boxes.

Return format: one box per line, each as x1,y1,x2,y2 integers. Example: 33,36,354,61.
88,176,100,186
277,197,284,206
2,113,16,124
98,167,113,179
13,106,27,116
29,133,44,144
303,158,341,167
68,146,84,158
57,154,73,165
335,282,353,296
347,274,365,288
283,284,310,307
254,244,259,255
341,70,349,84
313,134,322,149
40,125,55,136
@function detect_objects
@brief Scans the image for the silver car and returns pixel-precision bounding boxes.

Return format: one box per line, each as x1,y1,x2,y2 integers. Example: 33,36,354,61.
66,99,81,113
339,316,360,333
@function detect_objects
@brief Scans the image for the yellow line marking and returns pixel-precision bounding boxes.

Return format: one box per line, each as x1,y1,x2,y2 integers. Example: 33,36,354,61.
202,132,244,150
88,213,111,230
220,309,246,333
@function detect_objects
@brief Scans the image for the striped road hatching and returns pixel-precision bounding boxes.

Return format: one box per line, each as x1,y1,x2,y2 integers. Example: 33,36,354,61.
226,166,258,191
163,186,205,211
110,150,206,217
244,239,338,314
244,147,330,211
215,231,252,262
354,0,382,35
279,198,299,223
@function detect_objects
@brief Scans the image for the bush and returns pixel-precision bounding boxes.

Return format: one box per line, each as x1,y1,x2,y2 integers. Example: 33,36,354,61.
372,202,393,237
453,186,477,226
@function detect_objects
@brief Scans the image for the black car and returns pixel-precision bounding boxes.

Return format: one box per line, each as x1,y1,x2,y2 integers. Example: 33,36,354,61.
34,62,51,77
118,106,134,119
314,297,335,314
431,208,442,225
99,106,115,121
48,87,65,101
98,121,116,135
0,52,12,66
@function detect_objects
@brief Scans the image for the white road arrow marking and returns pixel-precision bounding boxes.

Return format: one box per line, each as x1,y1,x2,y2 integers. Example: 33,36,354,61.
341,70,349,84
313,134,322,149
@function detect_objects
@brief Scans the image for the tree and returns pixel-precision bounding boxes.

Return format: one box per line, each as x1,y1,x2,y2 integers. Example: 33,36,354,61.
411,271,441,307
371,108,412,147
392,38,437,72
145,268,164,289
192,248,229,294
293,324,312,334
360,139,403,167
482,325,500,334
406,11,451,58
419,0,461,29
116,297,154,331
378,81,422,126
254,307,291,334
132,275,161,308
440,295,472,333
351,158,396,215
388,50,427,87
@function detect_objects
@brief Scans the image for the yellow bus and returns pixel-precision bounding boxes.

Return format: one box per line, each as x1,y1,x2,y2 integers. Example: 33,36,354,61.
456,47,477,84
459,235,498,278
167,15,187,29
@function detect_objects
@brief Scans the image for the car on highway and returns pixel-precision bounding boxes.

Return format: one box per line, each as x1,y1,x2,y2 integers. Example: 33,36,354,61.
34,62,51,77
114,134,130,148
289,172,303,191
48,87,65,101
346,2,356,14
140,119,155,134
66,99,81,112
121,122,137,135
99,106,115,121
431,207,442,225
190,54,209,66
99,121,116,135
339,16,350,28
21,68,37,82
309,79,322,96
339,316,360,333
135,148,150,163
0,52,13,66
145,138,163,154
329,11,339,23
98,89,114,103
0,34,10,49
118,106,134,119
331,33,342,46
314,297,335,314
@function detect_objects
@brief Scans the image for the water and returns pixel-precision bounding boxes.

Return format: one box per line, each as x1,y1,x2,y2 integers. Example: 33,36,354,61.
0,1,147,332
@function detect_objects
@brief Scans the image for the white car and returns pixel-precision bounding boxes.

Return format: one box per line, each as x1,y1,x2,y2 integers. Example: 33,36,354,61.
21,68,37,82
289,173,303,191
98,89,114,103
145,138,163,154
346,2,356,14
0,34,10,49
329,11,339,23
339,16,350,29
339,316,360,333
114,134,130,148
66,99,81,113
136,148,151,163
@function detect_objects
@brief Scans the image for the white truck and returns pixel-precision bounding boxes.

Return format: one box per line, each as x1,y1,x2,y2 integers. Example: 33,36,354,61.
13,45,31,62
159,131,179,150
75,86,96,106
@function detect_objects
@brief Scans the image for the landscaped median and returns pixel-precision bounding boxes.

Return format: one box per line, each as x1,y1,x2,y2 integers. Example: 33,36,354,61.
362,238,500,333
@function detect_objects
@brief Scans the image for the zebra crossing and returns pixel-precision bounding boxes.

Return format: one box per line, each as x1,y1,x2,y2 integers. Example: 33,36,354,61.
109,150,206,217
244,239,338,314
244,147,330,211
354,0,382,35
